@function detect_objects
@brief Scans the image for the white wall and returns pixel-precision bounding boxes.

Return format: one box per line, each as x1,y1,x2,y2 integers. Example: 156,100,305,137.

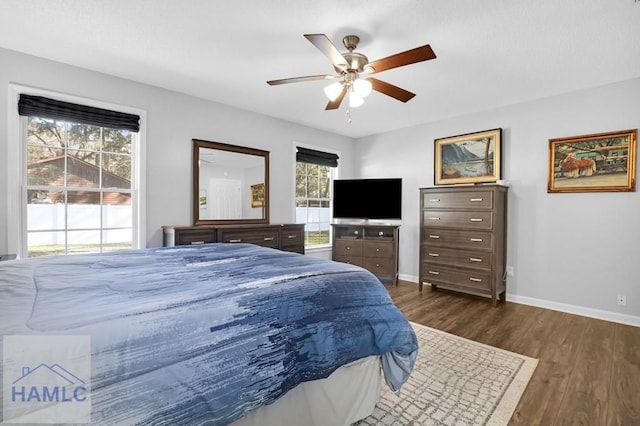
0,47,355,252
354,78,640,324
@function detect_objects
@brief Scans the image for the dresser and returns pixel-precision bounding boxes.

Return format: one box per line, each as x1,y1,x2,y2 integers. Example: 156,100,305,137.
332,224,399,285
419,185,508,306
162,224,305,254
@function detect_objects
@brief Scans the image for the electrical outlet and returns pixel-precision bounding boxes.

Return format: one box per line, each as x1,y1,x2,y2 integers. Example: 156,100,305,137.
506,266,514,277
617,294,627,307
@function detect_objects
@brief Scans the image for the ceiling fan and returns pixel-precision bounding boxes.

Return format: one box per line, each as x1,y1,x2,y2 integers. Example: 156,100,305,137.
267,34,436,110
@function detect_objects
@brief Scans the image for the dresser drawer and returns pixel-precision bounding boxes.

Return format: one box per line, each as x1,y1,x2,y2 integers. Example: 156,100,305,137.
280,226,304,248
334,239,364,257
422,264,492,291
422,210,493,230
175,229,216,245
363,241,394,258
422,190,493,210
421,246,492,271
422,228,492,250
218,229,279,248
363,257,394,277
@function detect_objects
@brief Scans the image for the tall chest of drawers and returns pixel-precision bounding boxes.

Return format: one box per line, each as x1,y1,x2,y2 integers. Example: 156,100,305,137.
419,185,508,306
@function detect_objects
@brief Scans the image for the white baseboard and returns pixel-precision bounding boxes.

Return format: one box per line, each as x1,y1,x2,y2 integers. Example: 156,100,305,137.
506,294,640,327
396,275,640,327
398,273,419,283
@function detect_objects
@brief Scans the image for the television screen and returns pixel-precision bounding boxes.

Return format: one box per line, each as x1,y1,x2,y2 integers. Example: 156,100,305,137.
332,178,402,220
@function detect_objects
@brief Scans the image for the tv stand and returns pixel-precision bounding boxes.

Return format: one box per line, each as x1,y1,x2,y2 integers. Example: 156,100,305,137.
331,223,399,285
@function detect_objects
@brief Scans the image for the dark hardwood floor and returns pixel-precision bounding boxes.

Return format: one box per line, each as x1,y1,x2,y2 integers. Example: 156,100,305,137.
387,281,640,426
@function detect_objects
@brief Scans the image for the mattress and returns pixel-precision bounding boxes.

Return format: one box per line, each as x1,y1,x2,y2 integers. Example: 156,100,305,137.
231,355,381,426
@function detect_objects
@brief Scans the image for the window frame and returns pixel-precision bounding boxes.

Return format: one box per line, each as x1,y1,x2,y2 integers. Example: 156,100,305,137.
7,84,147,258
293,143,340,250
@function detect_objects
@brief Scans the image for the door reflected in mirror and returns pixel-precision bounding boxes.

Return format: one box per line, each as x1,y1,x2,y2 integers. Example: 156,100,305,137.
193,139,269,225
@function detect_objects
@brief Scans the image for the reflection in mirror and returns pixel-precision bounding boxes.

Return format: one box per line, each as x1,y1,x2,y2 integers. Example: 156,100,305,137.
193,139,269,225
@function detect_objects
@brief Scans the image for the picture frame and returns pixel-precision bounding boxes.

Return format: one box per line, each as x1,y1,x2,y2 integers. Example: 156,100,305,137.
199,189,207,209
434,128,502,185
250,183,265,208
547,129,637,193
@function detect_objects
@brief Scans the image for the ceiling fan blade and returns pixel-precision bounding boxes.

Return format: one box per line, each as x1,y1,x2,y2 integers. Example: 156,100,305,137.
325,86,347,110
304,34,348,69
267,74,335,85
366,44,436,74
368,78,416,102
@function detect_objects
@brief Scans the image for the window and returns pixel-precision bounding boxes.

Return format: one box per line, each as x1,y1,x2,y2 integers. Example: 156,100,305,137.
295,147,339,248
12,91,143,258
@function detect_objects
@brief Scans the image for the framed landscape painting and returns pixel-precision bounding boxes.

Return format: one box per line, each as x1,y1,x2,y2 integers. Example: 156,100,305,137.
547,129,637,193
435,128,502,185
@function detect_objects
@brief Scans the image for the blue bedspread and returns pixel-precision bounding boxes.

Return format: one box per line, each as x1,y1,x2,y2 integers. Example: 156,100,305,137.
0,243,417,425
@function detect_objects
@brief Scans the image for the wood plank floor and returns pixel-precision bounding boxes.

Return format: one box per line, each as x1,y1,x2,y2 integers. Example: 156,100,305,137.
387,281,640,426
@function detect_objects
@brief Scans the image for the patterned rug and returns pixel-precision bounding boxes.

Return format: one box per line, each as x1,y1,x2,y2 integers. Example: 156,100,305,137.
355,322,538,426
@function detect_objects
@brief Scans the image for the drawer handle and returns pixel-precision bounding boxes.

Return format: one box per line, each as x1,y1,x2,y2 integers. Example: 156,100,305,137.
428,270,440,275
428,198,440,202
376,248,380,252
287,235,297,239
263,237,275,241
470,238,483,242
190,241,205,245
428,217,440,221
469,257,483,262
470,218,483,222
346,247,351,250
470,198,483,202
469,277,483,282
428,235,440,239
428,253,440,257
375,263,380,267
229,239,242,243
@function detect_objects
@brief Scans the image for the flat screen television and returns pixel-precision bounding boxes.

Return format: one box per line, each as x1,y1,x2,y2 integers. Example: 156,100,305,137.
332,178,402,220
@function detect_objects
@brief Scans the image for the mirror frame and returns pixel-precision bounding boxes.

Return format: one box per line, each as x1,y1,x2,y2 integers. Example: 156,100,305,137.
193,139,270,225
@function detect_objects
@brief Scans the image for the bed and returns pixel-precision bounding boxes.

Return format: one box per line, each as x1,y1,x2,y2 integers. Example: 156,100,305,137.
0,243,418,425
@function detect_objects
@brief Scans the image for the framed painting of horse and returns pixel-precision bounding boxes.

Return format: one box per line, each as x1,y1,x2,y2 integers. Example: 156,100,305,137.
547,129,637,193
434,128,502,185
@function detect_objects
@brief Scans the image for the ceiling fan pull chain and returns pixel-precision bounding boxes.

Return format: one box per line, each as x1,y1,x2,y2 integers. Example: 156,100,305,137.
346,108,352,123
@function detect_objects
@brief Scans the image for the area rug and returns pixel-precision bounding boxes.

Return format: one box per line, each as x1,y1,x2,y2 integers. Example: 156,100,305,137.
355,322,538,426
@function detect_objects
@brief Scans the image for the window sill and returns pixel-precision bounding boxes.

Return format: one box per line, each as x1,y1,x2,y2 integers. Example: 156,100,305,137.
304,244,332,253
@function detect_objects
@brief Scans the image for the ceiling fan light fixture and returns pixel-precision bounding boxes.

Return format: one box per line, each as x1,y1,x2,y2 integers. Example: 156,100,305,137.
353,78,372,98
349,92,364,108
323,81,344,101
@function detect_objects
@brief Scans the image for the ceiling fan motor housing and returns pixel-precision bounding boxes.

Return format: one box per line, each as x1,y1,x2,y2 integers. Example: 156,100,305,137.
337,52,369,73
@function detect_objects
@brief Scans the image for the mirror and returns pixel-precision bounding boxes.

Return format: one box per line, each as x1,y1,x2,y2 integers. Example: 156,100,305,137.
193,139,269,225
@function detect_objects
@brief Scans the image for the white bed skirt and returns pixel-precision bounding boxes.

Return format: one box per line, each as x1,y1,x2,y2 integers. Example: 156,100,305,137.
231,355,381,426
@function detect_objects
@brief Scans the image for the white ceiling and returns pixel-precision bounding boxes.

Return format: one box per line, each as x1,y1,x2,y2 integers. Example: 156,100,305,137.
1,0,639,138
